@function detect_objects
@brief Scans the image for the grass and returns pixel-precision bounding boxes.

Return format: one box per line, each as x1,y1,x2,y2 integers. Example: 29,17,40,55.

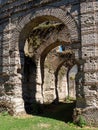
0,102,97,130
0,114,97,130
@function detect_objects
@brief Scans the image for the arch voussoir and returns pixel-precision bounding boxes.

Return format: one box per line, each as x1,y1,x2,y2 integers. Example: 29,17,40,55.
16,7,79,45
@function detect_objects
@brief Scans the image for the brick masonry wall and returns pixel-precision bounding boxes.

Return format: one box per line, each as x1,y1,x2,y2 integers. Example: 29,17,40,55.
1,0,98,126
76,1,98,126
0,0,80,115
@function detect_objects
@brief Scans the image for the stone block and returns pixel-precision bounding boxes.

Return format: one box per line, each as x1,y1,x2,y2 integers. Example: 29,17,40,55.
84,72,97,82
82,33,96,45
82,46,96,58
84,59,98,70
80,2,94,14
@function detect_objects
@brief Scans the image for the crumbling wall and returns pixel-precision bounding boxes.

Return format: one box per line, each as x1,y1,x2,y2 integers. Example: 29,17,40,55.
73,1,98,126
0,0,81,118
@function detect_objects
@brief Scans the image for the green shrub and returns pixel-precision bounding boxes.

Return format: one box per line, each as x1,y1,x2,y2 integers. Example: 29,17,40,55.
1,111,9,116
66,96,75,103
77,115,87,127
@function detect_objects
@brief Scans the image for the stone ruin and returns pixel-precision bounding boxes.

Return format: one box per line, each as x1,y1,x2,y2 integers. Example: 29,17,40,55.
0,0,98,126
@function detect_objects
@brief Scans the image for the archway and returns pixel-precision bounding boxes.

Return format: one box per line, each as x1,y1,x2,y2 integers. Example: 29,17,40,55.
40,46,77,122
11,7,79,115
42,46,74,104
20,21,70,114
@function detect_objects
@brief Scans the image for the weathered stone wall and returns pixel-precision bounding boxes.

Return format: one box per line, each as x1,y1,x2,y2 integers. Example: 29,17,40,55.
0,0,98,126
0,0,81,115
43,67,56,103
75,1,98,126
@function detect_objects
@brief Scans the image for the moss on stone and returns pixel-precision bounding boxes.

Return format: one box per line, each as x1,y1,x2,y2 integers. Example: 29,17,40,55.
24,36,41,57
33,22,62,30
59,66,66,79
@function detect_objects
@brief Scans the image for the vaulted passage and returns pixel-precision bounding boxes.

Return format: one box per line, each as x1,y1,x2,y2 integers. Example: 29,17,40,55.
1,0,98,126
0,3,80,121
18,15,79,120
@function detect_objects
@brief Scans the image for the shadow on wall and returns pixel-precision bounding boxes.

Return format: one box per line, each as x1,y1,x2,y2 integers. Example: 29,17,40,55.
22,56,37,114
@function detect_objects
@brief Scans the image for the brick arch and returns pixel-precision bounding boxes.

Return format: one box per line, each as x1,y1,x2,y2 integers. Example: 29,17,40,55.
38,38,75,91
10,7,79,112
53,56,76,73
35,25,74,84
35,26,70,60
30,8,79,42
12,7,79,49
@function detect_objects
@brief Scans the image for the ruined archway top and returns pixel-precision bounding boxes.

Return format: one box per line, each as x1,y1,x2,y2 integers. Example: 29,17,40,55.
34,26,71,61
54,53,76,73
17,7,79,43
49,51,75,72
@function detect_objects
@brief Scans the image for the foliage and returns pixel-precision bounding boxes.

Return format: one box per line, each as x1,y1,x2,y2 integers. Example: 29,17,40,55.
29,36,41,49
66,96,76,103
67,122,76,127
1,111,9,116
33,22,62,30
77,115,87,128
24,36,41,57
70,75,75,80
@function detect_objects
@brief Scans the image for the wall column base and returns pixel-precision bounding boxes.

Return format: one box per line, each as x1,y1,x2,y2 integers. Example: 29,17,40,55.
73,107,98,127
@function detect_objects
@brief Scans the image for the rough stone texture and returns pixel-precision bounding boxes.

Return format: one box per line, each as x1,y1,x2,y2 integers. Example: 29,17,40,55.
0,0,98,126
68,65,77,99
57,66,68,102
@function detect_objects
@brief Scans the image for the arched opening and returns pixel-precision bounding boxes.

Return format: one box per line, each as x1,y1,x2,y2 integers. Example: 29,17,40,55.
42,46,72,104
41,45,76,122
17,8,79,120
19,17,70,114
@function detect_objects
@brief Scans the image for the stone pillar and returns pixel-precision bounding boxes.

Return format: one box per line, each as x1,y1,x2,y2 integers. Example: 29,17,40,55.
43,68,56,104
0,21,25,115
36,59,43,104
68,65,78,99
10,50,26,116
57,67,68,102
74,1,98,126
